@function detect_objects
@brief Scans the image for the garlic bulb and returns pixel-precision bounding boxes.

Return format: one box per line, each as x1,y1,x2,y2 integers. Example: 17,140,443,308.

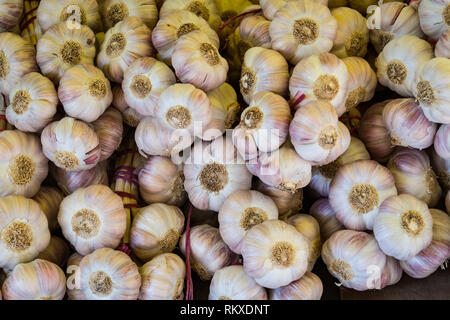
373,194,433,261
432,148,450,191
152,10,219,65
381,255,403,288
0,130,48,197
233,91,291,160
0,0,23,32
36,23,96,83
382,99,437,150
97,16,153,83
122,57,176,117
435,29,450,58
37,0,102,33
180,224,237,280
329,160,398,231
289,52,349,115
6,72,58,133
32,186,64,232
269,0,336,65
261,0,329,21
413,57,450,124
400,209,450,278
289,100,351,166
112,85,144,127
388,148,442,207
92,108,123,161
209,265,268,300
41,117,101,171
0,195,50,270
206,82,241,132
418,0,450,40
68,248,141,300
342,57,377,112
139,156,187,207
130,203,185,261
239,47,289,104
309,198,343,241
2,259,66,300
184,136,253,212
239,15,271,51
139,253,186,300
100,0,158,30
269,271,323,300
37,236,71,267
0,32,38,95
310,136,370,197
172,31,228,91
375,35,433,97
218,189,279,255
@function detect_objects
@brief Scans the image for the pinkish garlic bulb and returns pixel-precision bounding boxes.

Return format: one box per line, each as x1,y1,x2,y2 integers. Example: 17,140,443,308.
309,198,344,241
269,271,323,300
435,124,450,160
239,15,272,51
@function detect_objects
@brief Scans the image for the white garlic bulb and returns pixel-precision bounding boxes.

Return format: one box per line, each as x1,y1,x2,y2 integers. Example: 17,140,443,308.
239,15,271,51
241,219,310,289
139,253,186,300
33,186,64,232
92,107,123,161
2,259,66,300
58,184,127,255
0,130,48,197
209,265,267,300
112,84,145,127
100,0,158,30
435,124,450,159
309,198,343,241
269,271,323,300
373,194,433,261
269,0,336,65
289,52,349,115
37,236,71,267
68,248,141,300
206,82,241,132
375,35,434,97
218,189,279,255
329,160,398,231
435,29,450,58
418,0,450,40
0,0,23,32
431,148,450,191
123,57,176,117
130,203,185,261
41,117,101,171
0,195,50,270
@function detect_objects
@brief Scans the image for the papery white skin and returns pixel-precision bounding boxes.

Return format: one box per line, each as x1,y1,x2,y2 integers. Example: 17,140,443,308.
418,0,450,40
241,219,309,289
218,189,279,255
37,236,71,267
92,108,124,161
289,52,349,115
209,265,268,300
375,35,434,97
309,198,344,241
32,187,64,232
435,29,450,57
0,0,23,32
431,148,450,191
269,271,323,300
260,0,327,21
0,195,50,270
239,15,272,49
100,0,158,29
139,253,186,300
373,194,433,261
269,0,336,65
112,85,145,127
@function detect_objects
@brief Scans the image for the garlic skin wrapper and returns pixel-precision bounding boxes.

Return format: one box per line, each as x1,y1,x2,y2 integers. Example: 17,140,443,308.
382,99,437,150
209,265,267,300
239,16,272,53
289,101,351,166
41,117,101,171
400,209,450,278
375,35,434,97
269,271,323,300
431,148,450,192
387,148,442,207
139,253,186,300
413,58,450,124
0,130,48,197
218,190,279,255
0,32,38,95
6,72,58,133
36,23,96,83
309,198,343,241
0,0,23,32
97,16,153,83
260,0,328,21
233,91,291,160
123,57,176,117
269,0,337,65
418,0,450,40
0,195,50,270
37,236,71,268
310,136,370,197
289,52,349,115
180,224,238,280
58,185,126,255
37,0,102,33
329,160,397,231
139,156,187,207
239,47,289,104
184,136,253,212
373,194,433,261
435,30,450,58
130,203,185,261
68,248,141,300
32,186,64,232
112,85,145,127
100,0,158,30
92,108,123,162
2,259,66,300
206,82,241,133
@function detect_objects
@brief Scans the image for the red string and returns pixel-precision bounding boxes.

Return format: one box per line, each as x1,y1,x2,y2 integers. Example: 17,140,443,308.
289,91,306,112
184,203,194,300
124,203,140,209
117,243,131,256
0,115,6,120
114,191,139,201
219,8,262,30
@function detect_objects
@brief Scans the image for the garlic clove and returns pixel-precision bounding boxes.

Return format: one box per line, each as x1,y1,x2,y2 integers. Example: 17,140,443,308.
92,108,123,162
435,125,450,160
269,271,323,300
32,186,64,232
0,0,23,32
37,236,71,268
418,0,450,40
435,29,450,58
100,0,158,30
309,198,344,241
